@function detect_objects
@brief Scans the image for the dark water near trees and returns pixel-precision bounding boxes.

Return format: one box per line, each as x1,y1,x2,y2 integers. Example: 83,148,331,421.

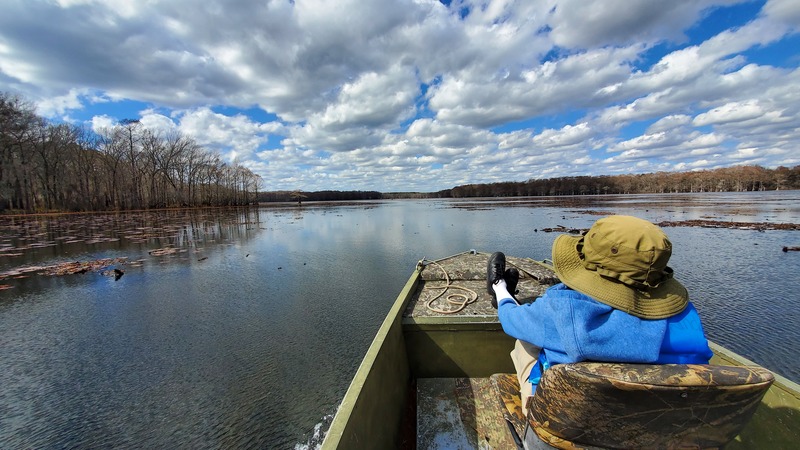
1,192,799,449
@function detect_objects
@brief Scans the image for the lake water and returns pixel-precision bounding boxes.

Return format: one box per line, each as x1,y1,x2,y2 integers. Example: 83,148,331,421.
1,192,799,449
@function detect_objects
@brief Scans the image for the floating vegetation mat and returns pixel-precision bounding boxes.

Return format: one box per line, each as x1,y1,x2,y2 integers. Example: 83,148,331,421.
0,257,132,282
656,219,800,231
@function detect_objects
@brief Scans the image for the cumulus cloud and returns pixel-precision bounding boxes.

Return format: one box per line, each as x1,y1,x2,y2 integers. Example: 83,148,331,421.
429,45,641,127
762,0,800,28
1,0,799,191
693,100,766,126
175,108,283,162
647,115,692,133
532,123,595,150
90,114,117,131
546,0,743,49
35,88,87,118
309,65,420,133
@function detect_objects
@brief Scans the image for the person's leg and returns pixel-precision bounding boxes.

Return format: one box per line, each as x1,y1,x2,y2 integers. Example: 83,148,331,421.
488,252,520,306
487,252,506,308
505,268,519,300
492,279,514,303
510,339,541,415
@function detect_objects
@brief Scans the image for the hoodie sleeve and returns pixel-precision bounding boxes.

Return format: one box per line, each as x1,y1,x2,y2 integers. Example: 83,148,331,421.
497,294,566,354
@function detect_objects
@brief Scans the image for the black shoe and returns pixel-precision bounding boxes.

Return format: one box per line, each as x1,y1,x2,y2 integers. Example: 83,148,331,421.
487,252,506,308
505,268,520,301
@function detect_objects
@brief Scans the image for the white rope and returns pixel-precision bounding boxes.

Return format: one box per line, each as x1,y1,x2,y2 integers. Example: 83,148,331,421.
423,260,479,314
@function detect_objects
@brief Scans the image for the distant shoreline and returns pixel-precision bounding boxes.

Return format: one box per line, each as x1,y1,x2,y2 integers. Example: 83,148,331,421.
3,189,800,218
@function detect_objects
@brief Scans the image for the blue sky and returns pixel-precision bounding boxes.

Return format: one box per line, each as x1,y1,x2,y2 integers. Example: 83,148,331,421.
1,0,798,192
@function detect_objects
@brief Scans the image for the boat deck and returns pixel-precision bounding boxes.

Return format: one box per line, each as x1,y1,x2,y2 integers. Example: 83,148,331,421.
404,251,559,319
417,376,527,450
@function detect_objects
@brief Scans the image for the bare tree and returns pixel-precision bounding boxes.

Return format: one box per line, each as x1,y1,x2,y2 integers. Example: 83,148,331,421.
0,93,41,210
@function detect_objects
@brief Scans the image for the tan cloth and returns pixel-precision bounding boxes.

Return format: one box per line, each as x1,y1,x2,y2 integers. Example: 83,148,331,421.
510,339,542,415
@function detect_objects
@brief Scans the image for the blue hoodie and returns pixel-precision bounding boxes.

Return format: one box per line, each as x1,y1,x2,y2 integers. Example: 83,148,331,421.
497,283,713,369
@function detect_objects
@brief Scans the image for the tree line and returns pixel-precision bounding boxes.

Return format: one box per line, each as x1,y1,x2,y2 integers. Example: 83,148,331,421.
1,92,261,213
442,165,800,198
263,165,799,203
259,166,800,202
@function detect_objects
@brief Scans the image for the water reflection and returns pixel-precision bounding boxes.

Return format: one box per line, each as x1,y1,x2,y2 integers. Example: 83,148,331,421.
0,208,270,287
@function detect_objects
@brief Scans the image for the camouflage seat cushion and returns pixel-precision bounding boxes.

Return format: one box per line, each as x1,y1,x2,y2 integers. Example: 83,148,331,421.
528,363,774,449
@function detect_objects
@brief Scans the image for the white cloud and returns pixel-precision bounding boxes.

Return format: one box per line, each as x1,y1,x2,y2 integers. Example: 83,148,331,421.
532,123,595,150
429,45,640,127
762,0,800,28
547,0,745,49
175,107,282,162
693,100,765,126
310,66,419,132
138,110,179,135
52,0,145,18
90,114,116,131
35,88,87,117
647,115,692,133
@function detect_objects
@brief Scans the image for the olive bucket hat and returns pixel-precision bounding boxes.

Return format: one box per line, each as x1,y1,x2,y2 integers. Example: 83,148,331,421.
552,215,688,319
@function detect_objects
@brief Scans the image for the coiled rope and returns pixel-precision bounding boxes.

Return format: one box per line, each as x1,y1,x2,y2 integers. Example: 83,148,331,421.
422,259,479,314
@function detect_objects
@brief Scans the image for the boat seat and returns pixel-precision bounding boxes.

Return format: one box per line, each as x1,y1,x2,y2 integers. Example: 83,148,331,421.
524,363,775,449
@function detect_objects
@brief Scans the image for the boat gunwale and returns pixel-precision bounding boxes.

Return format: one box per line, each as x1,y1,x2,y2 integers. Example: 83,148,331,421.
320,252,427,448
709,341,800,400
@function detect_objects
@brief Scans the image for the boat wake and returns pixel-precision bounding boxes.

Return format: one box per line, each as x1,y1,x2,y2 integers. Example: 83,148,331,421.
294,413,333,450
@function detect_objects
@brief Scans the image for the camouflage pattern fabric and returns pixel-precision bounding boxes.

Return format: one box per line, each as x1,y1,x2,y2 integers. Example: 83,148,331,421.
528,363,774,449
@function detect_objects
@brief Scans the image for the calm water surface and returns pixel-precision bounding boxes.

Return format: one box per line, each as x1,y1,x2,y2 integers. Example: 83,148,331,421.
1,192,799,448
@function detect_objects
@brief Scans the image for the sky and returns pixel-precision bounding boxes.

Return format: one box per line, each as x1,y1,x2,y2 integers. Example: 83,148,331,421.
1,0,799,192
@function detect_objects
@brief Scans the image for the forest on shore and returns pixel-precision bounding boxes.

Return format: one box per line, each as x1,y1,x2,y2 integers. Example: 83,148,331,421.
439,164,800,198
1,92,261,213
261,164,800,203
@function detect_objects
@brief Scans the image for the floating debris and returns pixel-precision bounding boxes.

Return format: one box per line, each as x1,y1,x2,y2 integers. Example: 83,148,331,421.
0,257,128,280
43,258,129,276
574,210,613,216
148,247,179,256
540,226,588,234
783,246,799,252
657,220,799,231
100,268,125,280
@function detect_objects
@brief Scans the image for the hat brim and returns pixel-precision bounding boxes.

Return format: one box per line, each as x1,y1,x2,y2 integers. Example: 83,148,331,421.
552,234,688,319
